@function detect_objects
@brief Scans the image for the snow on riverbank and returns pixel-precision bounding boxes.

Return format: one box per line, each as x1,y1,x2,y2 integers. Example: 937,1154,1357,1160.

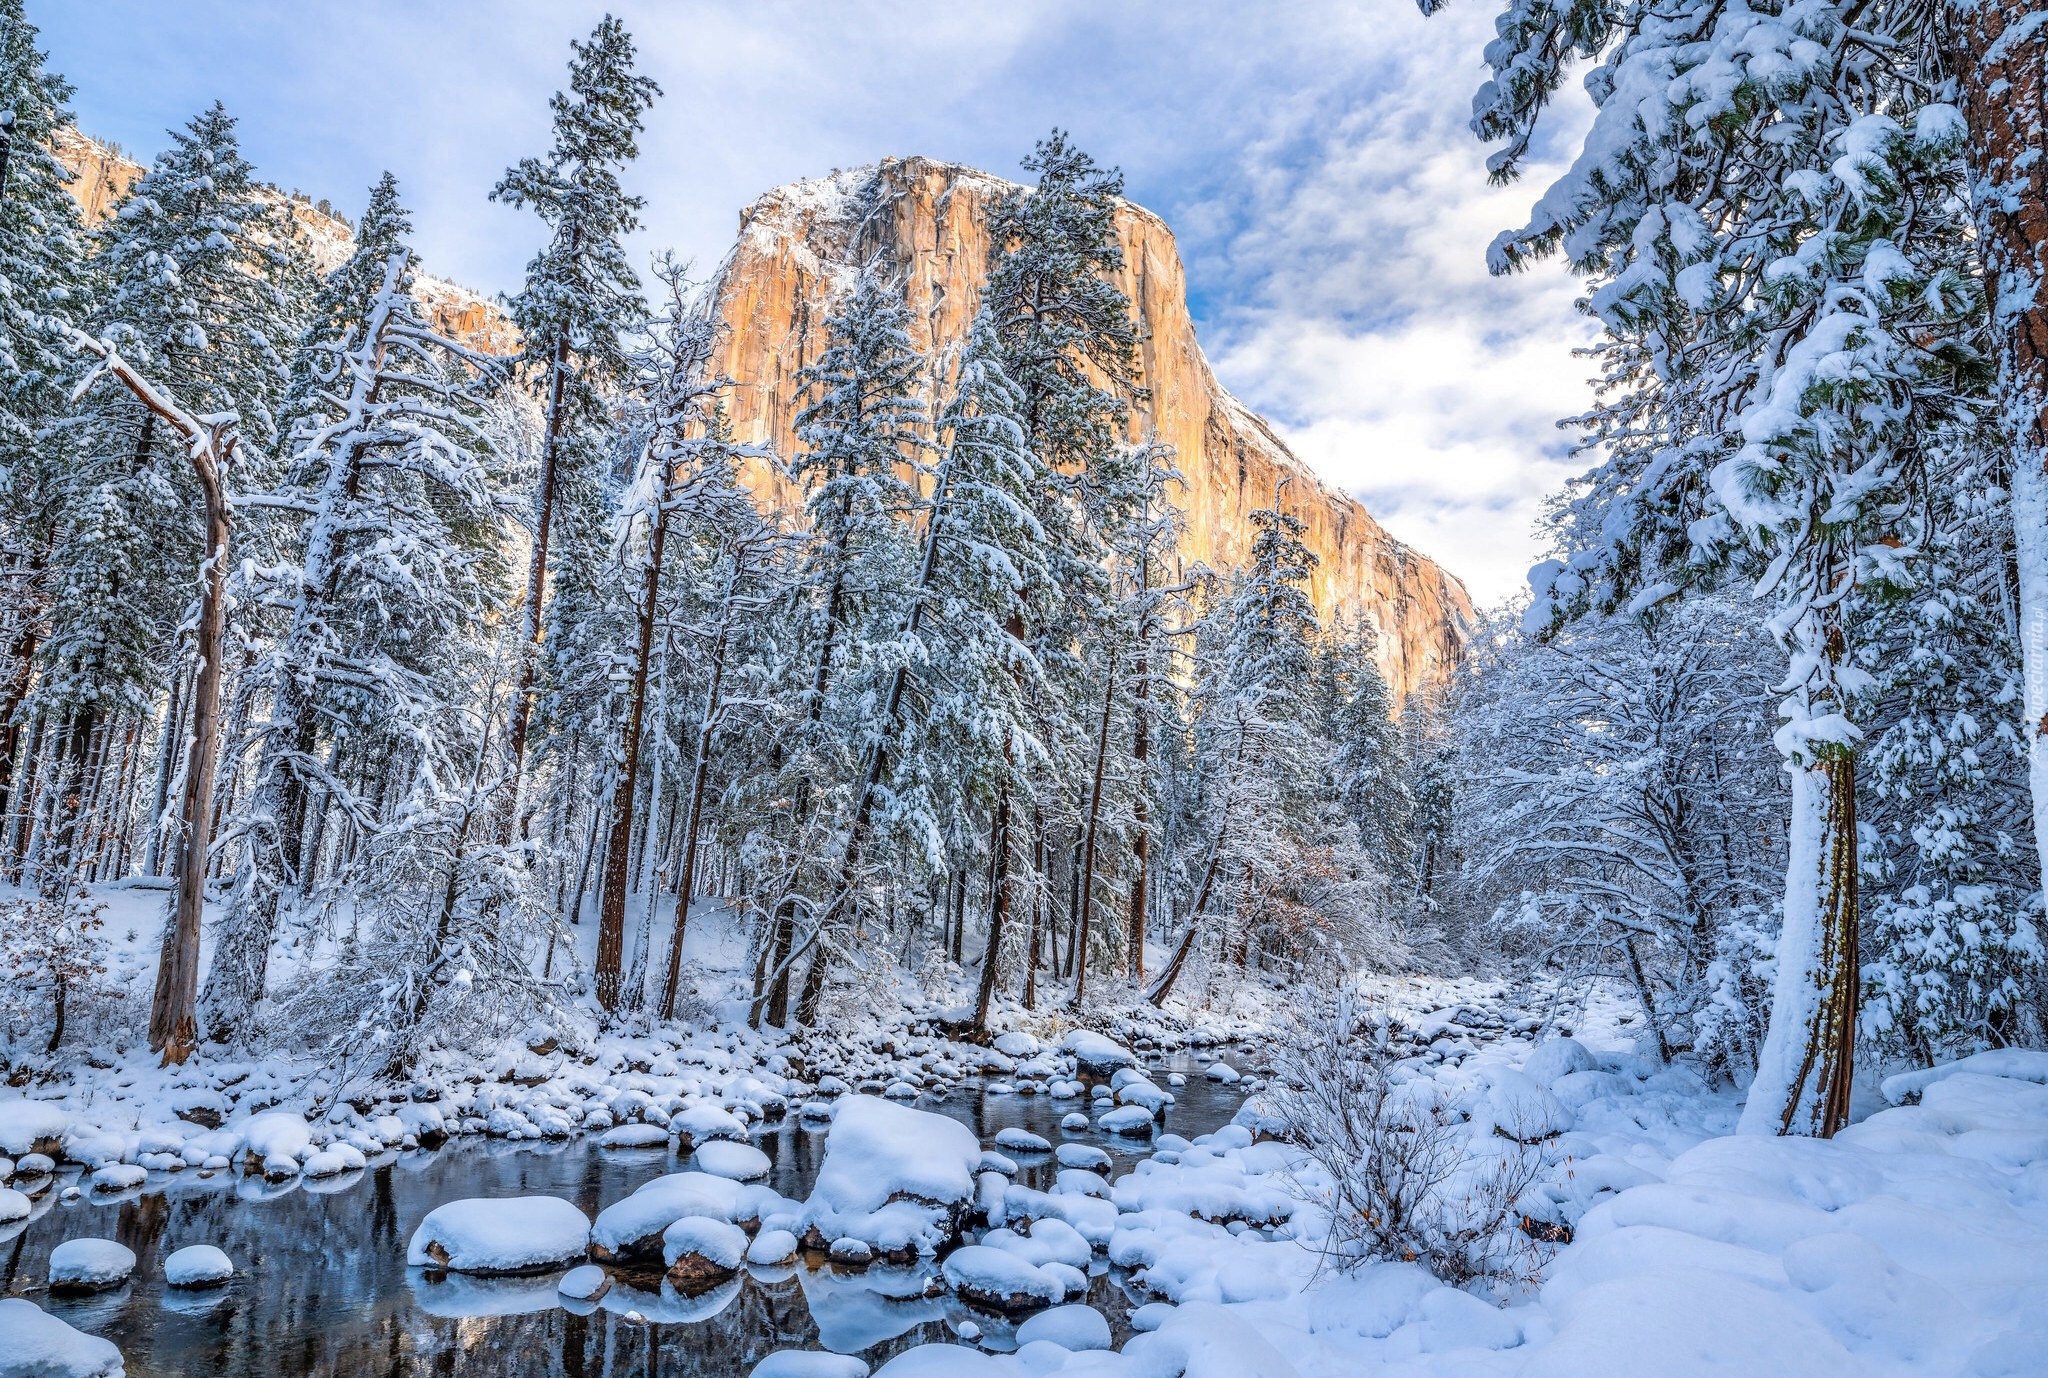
0,892,1260,1188
857,992,2048,1377
9,959,2043,1377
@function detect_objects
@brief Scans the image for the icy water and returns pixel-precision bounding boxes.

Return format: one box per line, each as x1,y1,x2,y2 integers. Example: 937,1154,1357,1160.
1,1048,1252,1377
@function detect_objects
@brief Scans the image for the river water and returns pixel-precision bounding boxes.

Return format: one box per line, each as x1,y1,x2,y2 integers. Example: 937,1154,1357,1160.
1,1048,1251,1376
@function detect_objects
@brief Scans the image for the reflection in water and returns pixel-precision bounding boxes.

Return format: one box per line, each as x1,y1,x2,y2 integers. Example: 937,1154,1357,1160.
0,1050,1246,1376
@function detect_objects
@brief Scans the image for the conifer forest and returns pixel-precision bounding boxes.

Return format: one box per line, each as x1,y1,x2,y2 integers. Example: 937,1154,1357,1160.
0,3,2043,1375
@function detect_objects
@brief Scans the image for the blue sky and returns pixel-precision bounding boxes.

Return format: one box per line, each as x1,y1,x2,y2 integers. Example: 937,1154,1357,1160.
35,0,1596,605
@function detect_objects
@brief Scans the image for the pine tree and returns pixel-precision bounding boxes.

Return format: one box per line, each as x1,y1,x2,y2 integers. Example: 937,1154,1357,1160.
41,103,310,893
801,313,1044,1028
201,176,511,1041
491,14,660,859
0,1,94,850
1152,490,1322,1002
753,256,928,1025
982,131,1147,1010
1431,0,1987,1135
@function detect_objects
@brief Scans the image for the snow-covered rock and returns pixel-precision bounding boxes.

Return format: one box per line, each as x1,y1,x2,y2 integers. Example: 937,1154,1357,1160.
88,1164,146,1194
48,1238,136,1293
1115,1076,1173,1115
1015,1303,1111,1350
163,1245,234,1288
589,1172,779,1263
797,1096,982,1259
1060,1031,1138,1078
693,1139,772,1182
992,1032,1040,1059
302,1143,368,1178
239,1111,314,1176
941,1244,1064,1310
1096,1105,1155,1136
1059,1113,1090,1132
1521,1036,1599,1088
0,1298,125,1377
662,1215,749,1290
993,1127,1050,1154
557,1264,609,1302
405,1196,589,1275
1055,1143,1111,1174
0,1100,66,1158
1481,1068,1574,1142
0,1186,28,1222
1204,1061,1241,1084
598,1122,669,1150
750,1353,869,1377
747,1228,799,1265
1880,1047,2048,1105
672,1103,749,1152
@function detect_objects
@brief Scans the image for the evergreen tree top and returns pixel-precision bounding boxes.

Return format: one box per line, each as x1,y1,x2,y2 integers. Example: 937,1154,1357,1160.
492,13,660,381
0,0,91,439
985,129,1142,470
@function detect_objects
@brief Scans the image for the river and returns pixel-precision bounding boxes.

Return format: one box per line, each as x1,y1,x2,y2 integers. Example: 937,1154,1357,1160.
1,1047,1252,1376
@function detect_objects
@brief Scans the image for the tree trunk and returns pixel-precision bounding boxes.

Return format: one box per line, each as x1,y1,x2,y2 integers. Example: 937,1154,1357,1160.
152,427,233,1065
40,703,99,896
67,333,235,1065
502,330,574,841
1127,640,1151,981
0,591,42,813
972,762,1012,1033
595,458,675,1013
7,711,44,882
1739,596,1860,1141
1741,747,1858,1138
1953,3,2048,911
659,587,734,1021
1023,807,1044,1009
1148,820,1228,1007
1071,653,1117,1008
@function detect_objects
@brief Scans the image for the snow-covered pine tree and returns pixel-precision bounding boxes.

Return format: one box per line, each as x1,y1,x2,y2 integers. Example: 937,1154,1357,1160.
1857,439,2043,1058
593,262,725,1017
801,312,1045,1029
1317,615,1414,899
491,14,659,857
0,1,94,846
752,255,929,1026
1152,490,1324,1003
1430,0,1987,1135
201,176,512,1042
983,131,1147,1009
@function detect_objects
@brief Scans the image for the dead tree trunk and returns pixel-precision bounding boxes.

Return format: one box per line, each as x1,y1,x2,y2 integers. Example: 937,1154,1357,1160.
71,335,239,1066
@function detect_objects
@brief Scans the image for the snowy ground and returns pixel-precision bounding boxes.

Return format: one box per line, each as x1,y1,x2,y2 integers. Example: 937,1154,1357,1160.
3,886,2045,1376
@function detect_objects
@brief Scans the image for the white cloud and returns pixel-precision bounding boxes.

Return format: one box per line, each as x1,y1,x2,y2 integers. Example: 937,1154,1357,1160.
38,0,1599,604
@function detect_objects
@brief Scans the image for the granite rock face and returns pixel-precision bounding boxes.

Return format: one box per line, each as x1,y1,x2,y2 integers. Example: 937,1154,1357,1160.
704,157,1473,700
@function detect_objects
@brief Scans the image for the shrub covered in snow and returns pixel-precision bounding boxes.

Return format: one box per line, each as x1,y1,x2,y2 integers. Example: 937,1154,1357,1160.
1272,1002,1542,1289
